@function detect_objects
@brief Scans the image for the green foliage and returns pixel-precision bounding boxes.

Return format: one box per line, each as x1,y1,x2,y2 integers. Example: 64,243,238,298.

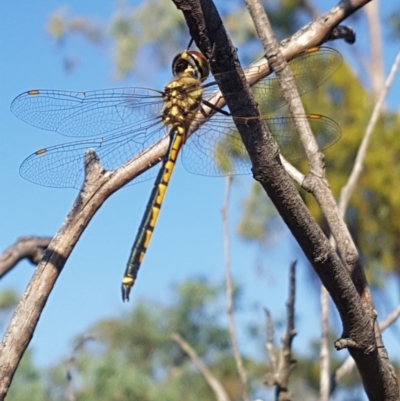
300,63,400,283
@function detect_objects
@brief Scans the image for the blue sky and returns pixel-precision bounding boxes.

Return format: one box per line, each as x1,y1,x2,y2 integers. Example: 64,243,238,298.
1,1,400,392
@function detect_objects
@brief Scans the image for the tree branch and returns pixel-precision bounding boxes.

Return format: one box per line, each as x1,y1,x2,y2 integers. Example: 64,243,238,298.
0,236,52,278
171,333,231,401
263,262,297,401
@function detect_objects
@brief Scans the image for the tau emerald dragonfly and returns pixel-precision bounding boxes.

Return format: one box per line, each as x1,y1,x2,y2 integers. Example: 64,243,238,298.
11,47,341,301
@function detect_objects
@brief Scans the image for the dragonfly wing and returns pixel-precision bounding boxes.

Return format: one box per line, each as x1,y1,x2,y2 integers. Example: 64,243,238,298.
265,114,341,160
183,115,251,177
253,48,342,115
202,47,342,115
20,121,168,188
183,114,341,176
11,87,164,138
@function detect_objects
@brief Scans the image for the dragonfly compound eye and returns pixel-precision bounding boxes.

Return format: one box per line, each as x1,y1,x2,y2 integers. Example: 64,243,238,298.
171,51,210,82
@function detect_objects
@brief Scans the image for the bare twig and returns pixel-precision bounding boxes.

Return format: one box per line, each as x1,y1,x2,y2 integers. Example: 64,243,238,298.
338,50,400,216
280,157,305,186
171,333,231,401
0,236,52,278
221,176,250,401
263,262,297,401
278,261,297,401
319,286,330,401
244,0,362,290
264,308,277,374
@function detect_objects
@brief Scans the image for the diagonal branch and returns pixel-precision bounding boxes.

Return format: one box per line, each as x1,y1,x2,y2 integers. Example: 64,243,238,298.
338,50,400,216
171,333,231,401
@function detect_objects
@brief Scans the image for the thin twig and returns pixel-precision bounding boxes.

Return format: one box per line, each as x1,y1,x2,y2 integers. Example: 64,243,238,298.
264,308,277,374
263,262,297,401
171,333,231,401
276,260,297,401
319,286,330,401
338,50,400,216
221,176,250,401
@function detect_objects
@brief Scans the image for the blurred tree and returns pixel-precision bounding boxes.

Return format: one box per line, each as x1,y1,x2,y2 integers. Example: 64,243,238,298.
4,279,362,400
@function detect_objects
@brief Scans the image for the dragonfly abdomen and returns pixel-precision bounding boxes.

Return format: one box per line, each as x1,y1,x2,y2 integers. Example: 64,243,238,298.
121,124,185,301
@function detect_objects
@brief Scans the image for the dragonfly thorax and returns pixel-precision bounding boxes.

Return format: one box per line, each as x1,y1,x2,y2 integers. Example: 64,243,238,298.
161,74,204,133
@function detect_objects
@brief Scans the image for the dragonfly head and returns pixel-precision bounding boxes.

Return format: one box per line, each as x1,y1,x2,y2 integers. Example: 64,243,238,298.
172,51,210,82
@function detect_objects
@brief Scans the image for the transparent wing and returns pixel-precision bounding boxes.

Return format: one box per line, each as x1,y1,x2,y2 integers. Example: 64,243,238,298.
14,47,342,188
182,114,341,176
184,47,342,176
202,47,342,115
19,119,168,188
11,87,164,138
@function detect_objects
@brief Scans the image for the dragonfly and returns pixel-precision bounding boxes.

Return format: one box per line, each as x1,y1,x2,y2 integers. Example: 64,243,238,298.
11,47,342,301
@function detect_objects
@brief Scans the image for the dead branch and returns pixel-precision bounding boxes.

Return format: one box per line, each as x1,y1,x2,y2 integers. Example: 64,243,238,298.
364,2,385,102
263,262,297,401
264,309,277,375
0,236,52,278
